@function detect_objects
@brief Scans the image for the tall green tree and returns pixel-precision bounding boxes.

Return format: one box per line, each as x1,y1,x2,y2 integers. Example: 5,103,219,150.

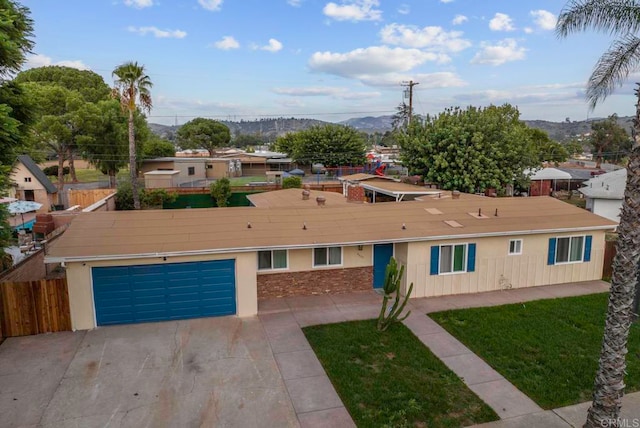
176,118,231,156
527,128,569,165
274,124,366,167
557,2,640,426
15,66,111,180
142,134,175,159
112,61,153,210
0,0,34,269
398,104,538,193
589,115,631,167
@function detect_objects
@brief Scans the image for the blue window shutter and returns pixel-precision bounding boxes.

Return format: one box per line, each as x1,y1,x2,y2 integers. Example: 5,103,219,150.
548,238,557,265
430,246,439,275
584,235,592,262
467,243,476,272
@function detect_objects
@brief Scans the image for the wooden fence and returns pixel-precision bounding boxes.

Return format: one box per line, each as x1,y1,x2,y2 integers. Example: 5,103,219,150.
603,240,616,280
0,278,71,339
67,188,115,209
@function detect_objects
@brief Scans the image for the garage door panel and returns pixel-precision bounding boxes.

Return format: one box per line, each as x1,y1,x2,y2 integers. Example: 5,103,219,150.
92,260,236,326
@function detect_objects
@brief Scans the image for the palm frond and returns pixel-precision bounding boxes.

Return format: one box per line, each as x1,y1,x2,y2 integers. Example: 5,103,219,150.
586,34,640,108
557,0,640,38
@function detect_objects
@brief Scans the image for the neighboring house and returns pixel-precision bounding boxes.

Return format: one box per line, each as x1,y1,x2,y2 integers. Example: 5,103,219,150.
579,168,626,223
338,173,443,202
10,155,57,212
526,167,572,196
220,151,292,175
140,157,242,185
46,194,615,331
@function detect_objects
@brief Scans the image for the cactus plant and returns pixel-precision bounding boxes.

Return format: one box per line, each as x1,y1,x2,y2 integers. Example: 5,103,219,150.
377,257,414,331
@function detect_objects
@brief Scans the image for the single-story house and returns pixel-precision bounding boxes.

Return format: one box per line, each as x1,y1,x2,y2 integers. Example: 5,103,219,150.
140,157,242,184
46,194,615,331
579,168,626,223
220,151,292,176
10,155,57,212
526,167,572,196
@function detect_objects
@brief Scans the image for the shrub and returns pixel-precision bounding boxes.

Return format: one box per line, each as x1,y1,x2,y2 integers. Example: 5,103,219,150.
282,176,302,189
42,165,70,177
115,182,178,210
210,178,231,207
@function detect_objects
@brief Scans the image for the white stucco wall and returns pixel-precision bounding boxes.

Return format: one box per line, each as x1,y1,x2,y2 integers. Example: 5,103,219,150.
591,198,622,224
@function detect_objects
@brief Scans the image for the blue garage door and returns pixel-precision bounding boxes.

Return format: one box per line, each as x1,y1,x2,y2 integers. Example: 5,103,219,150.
373,243,394,288
92,260,236,326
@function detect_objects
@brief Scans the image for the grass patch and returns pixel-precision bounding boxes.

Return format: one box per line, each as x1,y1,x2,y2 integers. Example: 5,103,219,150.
229,176,268,186
430,293,640,409
303,320,498,428
49,168,129,183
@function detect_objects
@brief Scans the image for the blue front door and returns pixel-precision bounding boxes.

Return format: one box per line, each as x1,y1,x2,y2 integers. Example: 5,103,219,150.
373,243,394,288
92,260,236,326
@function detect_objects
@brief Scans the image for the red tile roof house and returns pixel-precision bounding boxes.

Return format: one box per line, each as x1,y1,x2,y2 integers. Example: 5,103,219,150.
45,189,615,330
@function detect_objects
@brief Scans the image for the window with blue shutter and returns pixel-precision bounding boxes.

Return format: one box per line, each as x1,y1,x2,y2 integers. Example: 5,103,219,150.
548,238,557,265
430,246,439,275
584,235,592,262
467,243,476,272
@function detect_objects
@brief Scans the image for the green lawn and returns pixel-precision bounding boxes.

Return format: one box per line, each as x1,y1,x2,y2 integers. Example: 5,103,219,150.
303,320,498,428
430,293,640,409
49,168,129,183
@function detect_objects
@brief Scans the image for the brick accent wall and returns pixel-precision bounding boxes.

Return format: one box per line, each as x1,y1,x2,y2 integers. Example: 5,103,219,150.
257,266,373,299
347,184,365,203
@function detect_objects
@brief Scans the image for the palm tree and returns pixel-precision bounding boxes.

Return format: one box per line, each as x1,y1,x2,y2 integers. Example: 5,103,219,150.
557,2,640,427
112,62,152,210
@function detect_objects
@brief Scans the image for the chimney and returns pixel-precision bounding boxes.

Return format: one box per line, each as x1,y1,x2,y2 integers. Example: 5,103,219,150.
452,190,460,200
316,196,326,206
347,183,365,203
302,190,310,200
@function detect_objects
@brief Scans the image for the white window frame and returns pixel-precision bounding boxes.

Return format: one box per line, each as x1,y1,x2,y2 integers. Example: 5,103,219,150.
313,246,343,268
555,235,586,265
438,243,468,275
508,239,523,255
257,249,289,271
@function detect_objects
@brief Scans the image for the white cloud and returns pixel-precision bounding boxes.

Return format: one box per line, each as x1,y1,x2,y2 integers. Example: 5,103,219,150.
380,23,471,52
440,0,454,3
124,0,153,8
359,71,466,88
261,38,283,52
24,53,89,70
214,36,240,50
489,13,515,31
524,27,533,34
272,86,380,99
309,46,448,78
128,26,187,38
287,0,302,6
452,14,468,25
323,0,382,22
530,10,557,31
453,88,582,105
471,39,526,66
198,0,223,11
398,4,410,15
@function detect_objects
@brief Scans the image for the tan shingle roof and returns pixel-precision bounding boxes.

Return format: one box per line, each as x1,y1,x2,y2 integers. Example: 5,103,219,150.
47,196,616,261
247,189,349,208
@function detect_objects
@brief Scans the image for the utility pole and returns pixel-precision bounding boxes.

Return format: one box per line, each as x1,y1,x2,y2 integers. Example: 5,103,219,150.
401,80,419,124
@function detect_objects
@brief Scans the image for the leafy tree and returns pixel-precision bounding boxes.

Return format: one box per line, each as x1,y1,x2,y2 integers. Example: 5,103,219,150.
0,0,34,267
558,2,640,426
589,115,631,167
398,104,538,193
282,176,302,189
210,178,231,207
274,124,366,167
42,165,70,177
78,99,149,188
527,128,569,165
176,118,231,156
392,102,412,131
564,139,585,157
15,66,111,180
112,61,153,210
143,134,175,159
232,133,266,148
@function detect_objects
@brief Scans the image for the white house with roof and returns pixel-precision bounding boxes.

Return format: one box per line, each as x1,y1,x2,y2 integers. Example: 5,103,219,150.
579,168,626,223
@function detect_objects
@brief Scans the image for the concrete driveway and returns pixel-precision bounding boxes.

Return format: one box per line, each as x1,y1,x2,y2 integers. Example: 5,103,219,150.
0,317,298,428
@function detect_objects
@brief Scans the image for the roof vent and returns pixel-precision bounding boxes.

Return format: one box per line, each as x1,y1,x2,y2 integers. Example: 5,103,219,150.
452,190,461,199
247,222,252,229
302,190,310,200
316,196,326,206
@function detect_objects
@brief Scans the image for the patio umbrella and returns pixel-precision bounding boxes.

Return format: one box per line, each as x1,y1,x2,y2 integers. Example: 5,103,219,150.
7,200,42,230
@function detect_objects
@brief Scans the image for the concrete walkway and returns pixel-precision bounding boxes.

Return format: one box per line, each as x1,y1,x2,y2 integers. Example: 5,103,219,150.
259,280,640,427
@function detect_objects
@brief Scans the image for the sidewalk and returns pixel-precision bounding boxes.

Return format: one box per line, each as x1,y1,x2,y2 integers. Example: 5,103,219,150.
259,280,638,428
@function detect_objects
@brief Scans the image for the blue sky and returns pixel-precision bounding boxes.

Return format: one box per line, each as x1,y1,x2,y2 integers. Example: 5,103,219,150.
20,0,639,126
